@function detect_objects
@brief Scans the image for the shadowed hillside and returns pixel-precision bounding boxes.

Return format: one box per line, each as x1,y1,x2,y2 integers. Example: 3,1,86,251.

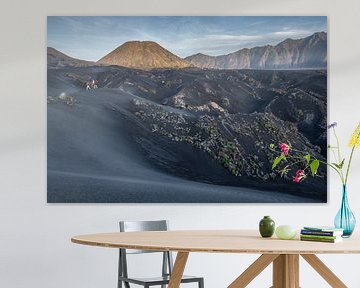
47,47,96,68
47,64,327,203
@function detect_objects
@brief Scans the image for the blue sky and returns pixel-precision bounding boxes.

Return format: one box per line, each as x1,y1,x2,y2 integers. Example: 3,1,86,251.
47,16,327,61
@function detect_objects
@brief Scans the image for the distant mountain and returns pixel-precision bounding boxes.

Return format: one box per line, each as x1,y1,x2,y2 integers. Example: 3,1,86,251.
97,41,192,69
47,47,95,68
185,32,327,69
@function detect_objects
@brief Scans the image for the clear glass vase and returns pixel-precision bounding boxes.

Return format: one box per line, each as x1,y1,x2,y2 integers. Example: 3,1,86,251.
334,185,356,237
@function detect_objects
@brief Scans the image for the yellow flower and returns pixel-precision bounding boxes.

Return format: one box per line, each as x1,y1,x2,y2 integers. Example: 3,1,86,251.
349,122,360,147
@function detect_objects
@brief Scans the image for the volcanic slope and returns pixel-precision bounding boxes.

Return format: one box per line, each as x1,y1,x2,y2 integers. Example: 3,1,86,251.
47,47,96,68
47,65,327,203
97,41,192,69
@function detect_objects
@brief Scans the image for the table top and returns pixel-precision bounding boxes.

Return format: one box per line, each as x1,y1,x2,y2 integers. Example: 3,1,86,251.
71,230,360,254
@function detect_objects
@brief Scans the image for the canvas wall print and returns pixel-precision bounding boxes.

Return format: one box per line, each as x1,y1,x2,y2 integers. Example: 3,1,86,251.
47,16,327,203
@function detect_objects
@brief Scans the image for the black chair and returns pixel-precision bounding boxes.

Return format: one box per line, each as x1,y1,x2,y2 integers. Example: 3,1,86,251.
118,220,204,288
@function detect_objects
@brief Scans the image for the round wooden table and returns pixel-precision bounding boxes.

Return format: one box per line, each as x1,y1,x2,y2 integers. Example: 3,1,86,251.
72,230,360,288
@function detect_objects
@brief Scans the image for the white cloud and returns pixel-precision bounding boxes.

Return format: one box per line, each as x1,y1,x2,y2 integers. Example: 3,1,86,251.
169,34,266,57
270,30,311,38
206,34,264,41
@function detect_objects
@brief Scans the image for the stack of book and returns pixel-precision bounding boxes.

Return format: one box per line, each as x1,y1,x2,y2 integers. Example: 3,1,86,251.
300,226,344,243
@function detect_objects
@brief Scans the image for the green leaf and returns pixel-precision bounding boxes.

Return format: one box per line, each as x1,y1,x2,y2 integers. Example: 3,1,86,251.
339,159,345,169
280,165,289,177
272,155,285,170
269,143,275,149
332,159,345,169
304,154,311,164
310,159,320,176
332,162,340,169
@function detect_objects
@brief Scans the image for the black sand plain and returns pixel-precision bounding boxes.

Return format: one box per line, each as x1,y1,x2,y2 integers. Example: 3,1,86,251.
47,66,327,203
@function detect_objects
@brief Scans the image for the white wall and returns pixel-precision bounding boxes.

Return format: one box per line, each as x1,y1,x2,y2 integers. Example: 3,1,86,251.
1,0,360,287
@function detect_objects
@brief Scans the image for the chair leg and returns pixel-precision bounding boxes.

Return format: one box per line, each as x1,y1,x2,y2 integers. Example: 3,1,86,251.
198,278,204,288
118,250,123,288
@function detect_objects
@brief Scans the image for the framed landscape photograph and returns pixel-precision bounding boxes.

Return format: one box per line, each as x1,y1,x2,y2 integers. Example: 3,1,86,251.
47,16,327,203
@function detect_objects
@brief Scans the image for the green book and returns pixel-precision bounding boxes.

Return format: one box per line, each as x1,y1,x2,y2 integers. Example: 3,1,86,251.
300,236,342,243
300,234,339,240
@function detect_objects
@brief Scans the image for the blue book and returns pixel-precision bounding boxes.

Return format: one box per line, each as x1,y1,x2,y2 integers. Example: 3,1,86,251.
302,226,343,236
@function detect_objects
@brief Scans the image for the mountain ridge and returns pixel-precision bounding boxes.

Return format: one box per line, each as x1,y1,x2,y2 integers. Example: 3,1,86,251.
185,32,327,69
48,32,327,70
47,47,96,68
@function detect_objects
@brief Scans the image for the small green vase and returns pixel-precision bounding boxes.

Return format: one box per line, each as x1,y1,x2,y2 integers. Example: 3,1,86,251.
259,216,275,238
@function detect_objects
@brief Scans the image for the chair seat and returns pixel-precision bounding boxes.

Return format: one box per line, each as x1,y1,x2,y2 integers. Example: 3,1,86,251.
119,275,203,286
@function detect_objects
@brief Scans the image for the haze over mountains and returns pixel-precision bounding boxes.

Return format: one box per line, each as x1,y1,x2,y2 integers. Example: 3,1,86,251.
185,32,327,69
48,32,327,70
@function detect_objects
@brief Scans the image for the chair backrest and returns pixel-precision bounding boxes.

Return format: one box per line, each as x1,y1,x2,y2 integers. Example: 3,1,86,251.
118,220,174,283
120,220,168,232
119,220,169,254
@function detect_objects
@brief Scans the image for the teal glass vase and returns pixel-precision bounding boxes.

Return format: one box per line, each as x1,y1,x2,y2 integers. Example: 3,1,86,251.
334,185,356,237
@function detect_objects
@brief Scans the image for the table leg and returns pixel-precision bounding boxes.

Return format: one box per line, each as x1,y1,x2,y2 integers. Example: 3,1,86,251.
229,253,348,288
168,252,189,288
272,254,299,288
301,254,347,288
228,254,279,288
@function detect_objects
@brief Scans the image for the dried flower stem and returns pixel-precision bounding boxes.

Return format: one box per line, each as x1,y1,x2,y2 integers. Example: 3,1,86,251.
345,128,360,185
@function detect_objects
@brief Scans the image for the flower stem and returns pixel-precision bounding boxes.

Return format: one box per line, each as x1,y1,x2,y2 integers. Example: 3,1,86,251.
345,129,360,185
333,127,345,181
330,147,338,164
318,159,344,183
333,127,342,164
345,145,356,185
